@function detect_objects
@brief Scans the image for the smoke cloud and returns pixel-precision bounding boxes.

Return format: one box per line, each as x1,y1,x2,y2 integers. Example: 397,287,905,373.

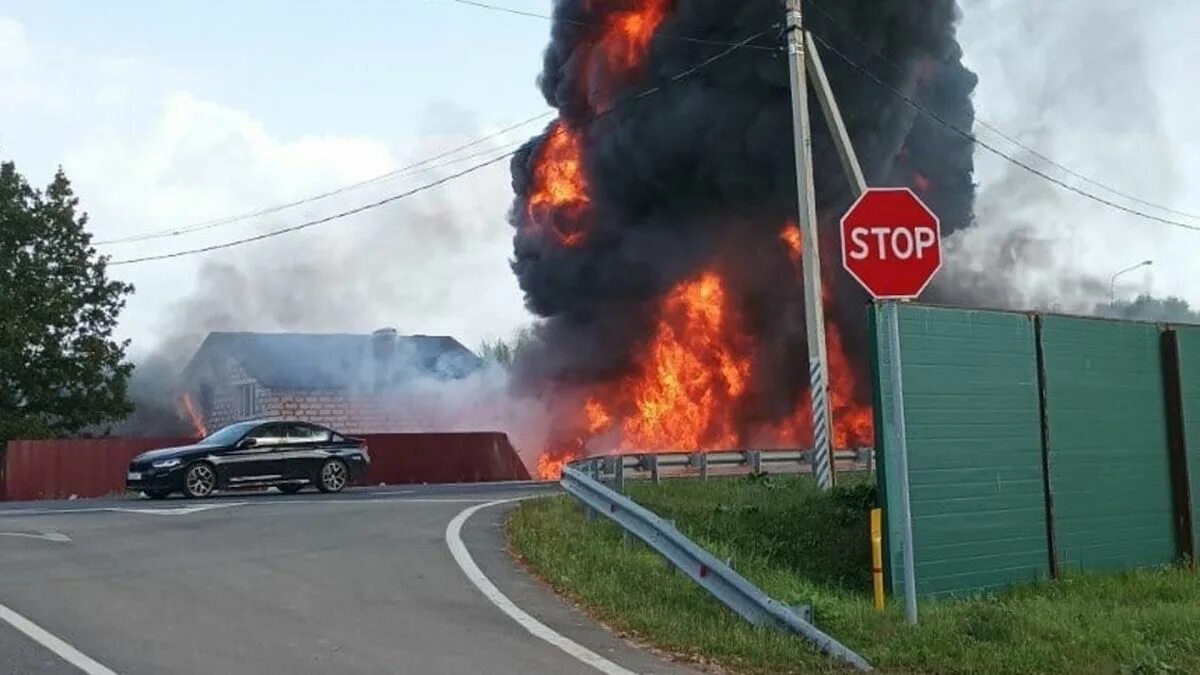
508,0,978,452
944,0,1199,313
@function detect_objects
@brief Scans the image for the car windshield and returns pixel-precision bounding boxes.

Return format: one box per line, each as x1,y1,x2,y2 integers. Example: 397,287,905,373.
199,421,260,446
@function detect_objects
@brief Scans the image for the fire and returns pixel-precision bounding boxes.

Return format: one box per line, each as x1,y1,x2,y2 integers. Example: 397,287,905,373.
534,248,875,470
581,270,752,451
598,0,669,73
826,321,874,448
528,122,592,247
780,222,802,264
524,2,669,247
536,452,577,480
179,392,207,438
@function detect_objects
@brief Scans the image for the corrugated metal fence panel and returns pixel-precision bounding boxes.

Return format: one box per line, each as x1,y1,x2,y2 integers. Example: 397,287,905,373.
874,304,1049,597
3,438,195,501
362,433,531,485
1173,326,1200,548
1039,316,1175,571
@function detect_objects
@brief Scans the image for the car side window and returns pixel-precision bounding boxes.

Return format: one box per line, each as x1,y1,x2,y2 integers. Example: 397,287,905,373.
305,424,333,443
247,423,288,447
282,423,329,444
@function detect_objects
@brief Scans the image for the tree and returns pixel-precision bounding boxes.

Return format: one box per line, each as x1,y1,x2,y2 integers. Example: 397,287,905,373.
0,158,134,443
478,327,535,370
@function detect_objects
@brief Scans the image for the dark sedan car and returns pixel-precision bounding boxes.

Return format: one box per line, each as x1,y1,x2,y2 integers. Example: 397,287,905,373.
126,420,370,499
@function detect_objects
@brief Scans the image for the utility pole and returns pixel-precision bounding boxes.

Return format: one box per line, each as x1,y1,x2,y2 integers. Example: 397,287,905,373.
785,0,835,489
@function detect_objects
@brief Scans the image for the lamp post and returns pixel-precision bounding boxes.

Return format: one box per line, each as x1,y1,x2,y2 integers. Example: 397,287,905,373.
1109,260,1153,301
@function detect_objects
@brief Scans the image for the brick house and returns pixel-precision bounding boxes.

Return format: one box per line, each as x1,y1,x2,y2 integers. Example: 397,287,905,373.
181,328,483,434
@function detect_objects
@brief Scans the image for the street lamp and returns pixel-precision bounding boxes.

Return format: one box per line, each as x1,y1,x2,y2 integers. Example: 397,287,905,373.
1109,260,1153,301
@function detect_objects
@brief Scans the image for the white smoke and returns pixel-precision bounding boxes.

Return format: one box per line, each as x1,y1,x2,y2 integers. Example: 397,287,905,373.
945,0,1200,312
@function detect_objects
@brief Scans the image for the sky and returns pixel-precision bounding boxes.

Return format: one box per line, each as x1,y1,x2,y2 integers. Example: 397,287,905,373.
2,0,1198,362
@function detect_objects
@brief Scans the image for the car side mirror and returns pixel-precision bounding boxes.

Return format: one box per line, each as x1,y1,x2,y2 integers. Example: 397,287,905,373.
237,437,257,449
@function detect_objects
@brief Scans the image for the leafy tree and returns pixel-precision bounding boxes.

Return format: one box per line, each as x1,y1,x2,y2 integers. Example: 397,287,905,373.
1094,294,1200,325
0,158,134,443
478,327,535,369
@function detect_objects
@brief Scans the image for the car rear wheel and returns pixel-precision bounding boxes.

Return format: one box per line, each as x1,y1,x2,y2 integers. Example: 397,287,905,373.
144,489,171,500
317,459,348,493
277,484,303,494
182,462,216,499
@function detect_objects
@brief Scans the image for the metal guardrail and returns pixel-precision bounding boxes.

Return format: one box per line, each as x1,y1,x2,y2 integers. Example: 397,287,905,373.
560,452,874,672
575,448,874,490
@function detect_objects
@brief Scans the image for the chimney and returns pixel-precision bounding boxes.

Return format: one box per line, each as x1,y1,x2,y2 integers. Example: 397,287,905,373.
371,327,398,391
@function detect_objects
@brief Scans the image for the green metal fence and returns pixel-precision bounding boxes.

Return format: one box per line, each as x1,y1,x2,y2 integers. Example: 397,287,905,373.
872,305,1049,597
1173,326,1200,551
872,303,1196,599
1038,316,1176,572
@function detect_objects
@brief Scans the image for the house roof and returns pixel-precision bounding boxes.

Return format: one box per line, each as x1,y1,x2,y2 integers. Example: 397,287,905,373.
182,331,483,390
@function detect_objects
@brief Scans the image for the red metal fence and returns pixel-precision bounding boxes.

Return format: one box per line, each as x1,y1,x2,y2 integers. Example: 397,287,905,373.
2,433,532,501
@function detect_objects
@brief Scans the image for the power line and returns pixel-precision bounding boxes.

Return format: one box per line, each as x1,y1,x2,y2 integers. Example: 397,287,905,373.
95,112,553,246
802,0,1200,222
804,32,1200,233
108,149,516,266
437,0,782,52
100,3,776,249
108,29,769,266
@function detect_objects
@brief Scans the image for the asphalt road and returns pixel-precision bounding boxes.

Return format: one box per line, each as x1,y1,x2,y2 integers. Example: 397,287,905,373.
0,483,698,675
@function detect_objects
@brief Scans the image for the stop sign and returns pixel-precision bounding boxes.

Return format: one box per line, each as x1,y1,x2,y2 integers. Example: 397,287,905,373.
840,188,942,299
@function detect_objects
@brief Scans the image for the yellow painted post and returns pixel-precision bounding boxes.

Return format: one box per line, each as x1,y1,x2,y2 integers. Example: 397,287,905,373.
870,508,885,611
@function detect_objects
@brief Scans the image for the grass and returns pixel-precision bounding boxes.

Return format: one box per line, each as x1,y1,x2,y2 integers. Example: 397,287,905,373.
506,475,1200,674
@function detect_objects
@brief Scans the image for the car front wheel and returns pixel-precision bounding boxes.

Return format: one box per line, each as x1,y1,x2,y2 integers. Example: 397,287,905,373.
182,462,217,499
317,459,348,493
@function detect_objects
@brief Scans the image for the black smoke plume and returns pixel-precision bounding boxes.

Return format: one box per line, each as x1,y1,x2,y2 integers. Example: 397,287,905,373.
507,0,978,447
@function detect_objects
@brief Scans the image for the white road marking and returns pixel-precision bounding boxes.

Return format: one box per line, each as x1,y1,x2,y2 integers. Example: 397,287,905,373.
107,502,246,516
0,531,71,542
446,499,639,675
0,603,118,675
270,497,494,507
0,493,528,519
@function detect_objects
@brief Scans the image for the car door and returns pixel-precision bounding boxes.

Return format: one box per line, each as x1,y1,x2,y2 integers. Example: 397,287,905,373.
279,423,325,480
224,422,289,485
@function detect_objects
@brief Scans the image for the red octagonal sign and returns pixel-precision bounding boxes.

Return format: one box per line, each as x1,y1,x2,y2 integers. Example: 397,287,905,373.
840,187,942,300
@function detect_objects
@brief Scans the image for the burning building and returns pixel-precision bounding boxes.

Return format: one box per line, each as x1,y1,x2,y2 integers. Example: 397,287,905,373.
506,0,978,477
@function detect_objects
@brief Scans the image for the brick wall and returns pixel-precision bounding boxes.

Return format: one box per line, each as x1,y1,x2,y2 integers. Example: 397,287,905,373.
259,389,354,430
186,357,473,435
256,391,442,434
186,356,264,431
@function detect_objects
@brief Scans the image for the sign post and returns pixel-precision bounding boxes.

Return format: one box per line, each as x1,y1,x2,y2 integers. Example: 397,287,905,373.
840,187,941,625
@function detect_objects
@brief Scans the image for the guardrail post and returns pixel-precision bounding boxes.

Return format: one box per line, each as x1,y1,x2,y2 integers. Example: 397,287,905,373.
623,529,635,550
751,450,763,474
649,454,660,484
699,452,709,481
614,456,625,492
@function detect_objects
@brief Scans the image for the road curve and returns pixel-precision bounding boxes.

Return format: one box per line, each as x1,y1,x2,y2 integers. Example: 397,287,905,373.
0,483,696,675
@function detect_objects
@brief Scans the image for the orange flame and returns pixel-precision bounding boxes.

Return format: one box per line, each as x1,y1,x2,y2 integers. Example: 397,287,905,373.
536,451,578,480
527,121,592,247
581,270,752,452
598,0,669,74
778,223,875,448
780,222,802,264
532,224,875,469
179,392,207,438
